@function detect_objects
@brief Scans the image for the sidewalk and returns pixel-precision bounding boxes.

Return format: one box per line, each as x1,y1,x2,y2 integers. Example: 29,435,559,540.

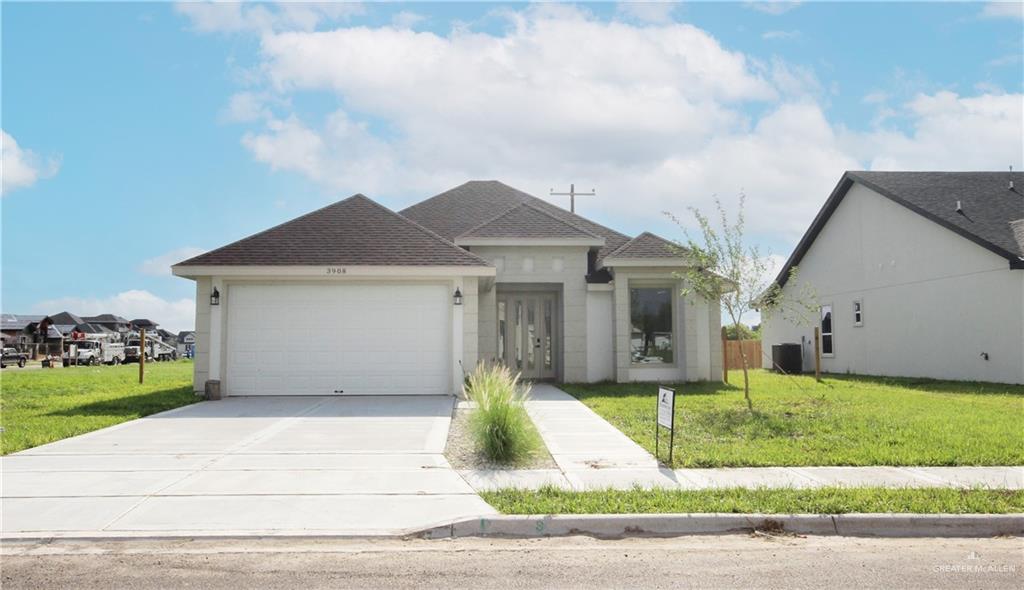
458,384,1024,492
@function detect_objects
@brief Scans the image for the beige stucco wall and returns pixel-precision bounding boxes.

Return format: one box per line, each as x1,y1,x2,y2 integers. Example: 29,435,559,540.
762,181,1024,384
471,245,590,382
192,277,212,393
586,286,615,382
612,269,722,383
460,276,479,381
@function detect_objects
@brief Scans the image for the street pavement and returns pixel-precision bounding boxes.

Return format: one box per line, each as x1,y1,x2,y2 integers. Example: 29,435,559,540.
2,535,1021,589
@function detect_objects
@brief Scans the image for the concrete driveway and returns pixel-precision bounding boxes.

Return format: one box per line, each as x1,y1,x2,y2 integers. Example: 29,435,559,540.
1,396,496,538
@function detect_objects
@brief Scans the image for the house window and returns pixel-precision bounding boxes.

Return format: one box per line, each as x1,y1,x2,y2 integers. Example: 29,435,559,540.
820,305,834,356
853,299,863,327
630,287,673,364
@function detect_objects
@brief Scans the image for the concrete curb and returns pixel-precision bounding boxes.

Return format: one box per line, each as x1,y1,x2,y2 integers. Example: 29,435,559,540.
419,513,1024,539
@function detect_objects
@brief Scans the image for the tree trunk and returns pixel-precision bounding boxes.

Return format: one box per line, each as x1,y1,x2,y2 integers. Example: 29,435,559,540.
729,316,753,411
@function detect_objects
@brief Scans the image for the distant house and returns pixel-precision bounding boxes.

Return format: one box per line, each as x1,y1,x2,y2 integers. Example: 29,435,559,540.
157,328,178,347
39,312,86,340
763,171,1023,385
82,314,132,338
1,314,45,345
131,318,159,332
177,331,196,358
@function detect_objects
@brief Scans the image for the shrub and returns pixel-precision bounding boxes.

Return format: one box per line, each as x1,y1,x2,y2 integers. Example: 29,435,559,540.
464,363,540,464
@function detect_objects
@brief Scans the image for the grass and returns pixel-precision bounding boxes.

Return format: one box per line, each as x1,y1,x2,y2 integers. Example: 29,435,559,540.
559,370,1024,467
464,363,542,465
1,360,199,454
481,486,1024,515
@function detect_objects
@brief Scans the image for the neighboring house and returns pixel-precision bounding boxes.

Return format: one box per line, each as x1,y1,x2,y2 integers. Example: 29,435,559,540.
131,319,159,333
177,331,196,358
82,314,133,339
763,171,1024,385
39,312,86,339
173,181,723,396
1,314,45,345
157,328,178,347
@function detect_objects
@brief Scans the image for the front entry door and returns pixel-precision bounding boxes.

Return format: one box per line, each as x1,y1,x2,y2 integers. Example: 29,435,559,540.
497,293,558,380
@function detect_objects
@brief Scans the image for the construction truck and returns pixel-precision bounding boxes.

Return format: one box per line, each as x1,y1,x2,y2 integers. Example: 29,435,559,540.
62,340,126,366
124,334,177,363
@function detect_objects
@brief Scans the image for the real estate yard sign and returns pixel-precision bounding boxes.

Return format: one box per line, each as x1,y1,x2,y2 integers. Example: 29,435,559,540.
655,386,675,463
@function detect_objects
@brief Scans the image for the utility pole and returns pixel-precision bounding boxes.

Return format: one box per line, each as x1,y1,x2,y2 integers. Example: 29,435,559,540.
550,183,595,213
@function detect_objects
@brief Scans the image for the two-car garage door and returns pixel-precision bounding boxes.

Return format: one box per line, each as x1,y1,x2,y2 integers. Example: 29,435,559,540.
226,283,451,396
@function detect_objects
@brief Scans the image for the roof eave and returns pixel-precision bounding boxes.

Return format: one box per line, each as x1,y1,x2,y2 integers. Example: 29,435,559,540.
454,237,605,247
172,264,496,279
602,257,691,268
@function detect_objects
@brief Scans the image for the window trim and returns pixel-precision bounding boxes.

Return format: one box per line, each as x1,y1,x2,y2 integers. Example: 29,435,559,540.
852,299,863,327
820,303,835,358
628,281,678,368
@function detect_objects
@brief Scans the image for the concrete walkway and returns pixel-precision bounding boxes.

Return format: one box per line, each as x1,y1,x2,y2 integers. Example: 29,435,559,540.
2,396,495,539
460,384,1024,492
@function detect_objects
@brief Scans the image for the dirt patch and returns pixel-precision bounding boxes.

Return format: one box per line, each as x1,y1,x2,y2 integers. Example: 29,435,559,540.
444,407,558,470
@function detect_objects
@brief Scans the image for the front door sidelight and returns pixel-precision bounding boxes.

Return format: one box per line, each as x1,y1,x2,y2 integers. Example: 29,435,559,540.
497,292,558,380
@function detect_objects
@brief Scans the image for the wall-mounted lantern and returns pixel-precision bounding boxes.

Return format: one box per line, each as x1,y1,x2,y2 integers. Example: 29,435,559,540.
453,288,463,306
210,287,220,306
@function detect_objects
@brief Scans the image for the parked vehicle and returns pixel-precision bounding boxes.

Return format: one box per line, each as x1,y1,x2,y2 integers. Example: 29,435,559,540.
62,340,125,366
123,336,177,363
1,347,28,368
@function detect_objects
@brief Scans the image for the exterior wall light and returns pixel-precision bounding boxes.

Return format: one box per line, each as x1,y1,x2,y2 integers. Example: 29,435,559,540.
453,288,463,306
210,287,220,306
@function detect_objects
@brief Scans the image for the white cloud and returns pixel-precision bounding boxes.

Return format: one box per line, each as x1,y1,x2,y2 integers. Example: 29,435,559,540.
188,6,1022,249
32,290,196,333
842,91,1024,171
761,30,799,41
616,2,678,24
861,91,889,105
175,1,364,35
391,11,425,30
980,2,1024,20
745,1,802,16
138,247,207,277
220,92,273,123
2,130,61,195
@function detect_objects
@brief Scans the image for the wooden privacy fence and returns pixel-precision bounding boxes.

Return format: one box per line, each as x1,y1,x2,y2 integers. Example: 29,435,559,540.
721,338,763,373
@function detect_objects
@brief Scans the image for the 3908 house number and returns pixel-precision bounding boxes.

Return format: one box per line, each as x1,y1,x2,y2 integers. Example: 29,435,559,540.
325,267,347,275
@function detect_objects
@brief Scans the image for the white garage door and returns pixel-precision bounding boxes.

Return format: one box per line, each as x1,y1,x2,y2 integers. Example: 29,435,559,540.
226,283,451,396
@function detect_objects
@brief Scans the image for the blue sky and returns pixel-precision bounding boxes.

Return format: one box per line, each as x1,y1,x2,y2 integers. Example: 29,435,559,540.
3,1,1022,332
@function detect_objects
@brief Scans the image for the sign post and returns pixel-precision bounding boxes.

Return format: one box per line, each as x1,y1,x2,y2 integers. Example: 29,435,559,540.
655,386,676,464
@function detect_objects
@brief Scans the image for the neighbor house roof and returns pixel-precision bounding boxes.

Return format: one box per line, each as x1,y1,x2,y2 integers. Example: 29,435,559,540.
177,194,489,268
45,312,85,327
455,202,605,244
1,314,45,331
776,171,1024,286
401,181,630,259
604,232,683,260
82,314,130,325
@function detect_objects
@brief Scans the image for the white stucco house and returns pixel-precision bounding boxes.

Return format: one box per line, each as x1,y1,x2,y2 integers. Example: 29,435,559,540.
172,181,722,396
763,171,1024,385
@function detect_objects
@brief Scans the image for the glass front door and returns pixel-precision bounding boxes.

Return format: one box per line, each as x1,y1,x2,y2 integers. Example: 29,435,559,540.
497,292,558,380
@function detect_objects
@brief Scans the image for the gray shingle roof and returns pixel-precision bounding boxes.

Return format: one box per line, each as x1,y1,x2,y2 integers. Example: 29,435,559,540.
458,202,604,241
1,314,45,331
178,194,489,267
777,171,1024,286
401,181,630,259
605,231,683,259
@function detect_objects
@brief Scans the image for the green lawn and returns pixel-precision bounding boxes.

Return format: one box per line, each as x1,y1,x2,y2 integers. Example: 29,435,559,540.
1,361,199,454
482,487,1024,515
560,370,1024,467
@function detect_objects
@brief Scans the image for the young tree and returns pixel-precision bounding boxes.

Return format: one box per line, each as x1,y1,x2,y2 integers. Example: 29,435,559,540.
667,194,815,411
